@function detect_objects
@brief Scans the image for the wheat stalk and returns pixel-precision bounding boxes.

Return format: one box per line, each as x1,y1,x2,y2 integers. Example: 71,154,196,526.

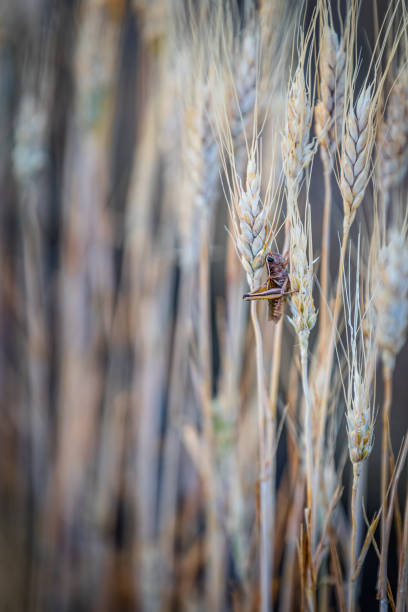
374,227,408,611
224,140,275,611
343,249,376,612
343,251,372,612
396,478,408,611
288,200,317,514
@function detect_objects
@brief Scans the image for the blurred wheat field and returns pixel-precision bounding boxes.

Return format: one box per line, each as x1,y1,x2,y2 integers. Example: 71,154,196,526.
2,0,408,610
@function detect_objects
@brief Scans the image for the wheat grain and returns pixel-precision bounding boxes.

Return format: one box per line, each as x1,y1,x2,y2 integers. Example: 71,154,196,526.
347,373,374,465
288,208,317,347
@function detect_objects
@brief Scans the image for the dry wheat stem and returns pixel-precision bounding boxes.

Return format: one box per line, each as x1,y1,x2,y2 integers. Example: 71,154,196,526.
348,462,362,612
266,228,291,610
378,371,393,612
300,344,313,515
198,233,223,609
346,332,373,611
375,229,408,610
221,25,259,585
289,222,316,537
319,164,332,338
287,204,317,556
227,148,273,611
313,227,349,540
279,476,305,612
396,474,408,612
379,436,408,612
250,300,272,612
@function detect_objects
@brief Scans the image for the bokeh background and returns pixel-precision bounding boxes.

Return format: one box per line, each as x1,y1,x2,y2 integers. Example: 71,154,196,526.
0,0,407,610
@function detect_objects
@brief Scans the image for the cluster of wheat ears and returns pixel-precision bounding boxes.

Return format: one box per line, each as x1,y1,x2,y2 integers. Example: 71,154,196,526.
5,0,408,610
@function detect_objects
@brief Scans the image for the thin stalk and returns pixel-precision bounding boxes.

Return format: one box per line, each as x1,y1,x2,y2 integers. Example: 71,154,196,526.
279,475,305,612
222,233,248,581
380,437,408,612
300,340,313,517
300,337,316,612
199,225,222,610
349,462,362,612
268,229,289,602
319,153,332,340
396,473,408,612
269,225,289,415
378,369,393,612
313,221,351,542
250,300,272,612
159,265,194,604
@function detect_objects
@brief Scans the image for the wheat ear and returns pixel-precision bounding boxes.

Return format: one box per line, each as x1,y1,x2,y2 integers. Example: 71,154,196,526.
233,155,271,290
341,85,374,235
315,26,346,159
282,64,314,199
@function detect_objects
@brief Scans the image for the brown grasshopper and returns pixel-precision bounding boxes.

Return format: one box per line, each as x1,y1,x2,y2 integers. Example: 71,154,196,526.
243,252,292,322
